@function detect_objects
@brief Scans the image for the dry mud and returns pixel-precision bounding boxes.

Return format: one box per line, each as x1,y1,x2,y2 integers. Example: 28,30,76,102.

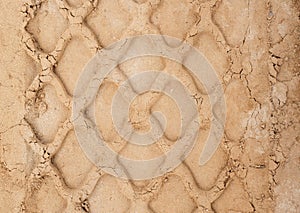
0,0,299,212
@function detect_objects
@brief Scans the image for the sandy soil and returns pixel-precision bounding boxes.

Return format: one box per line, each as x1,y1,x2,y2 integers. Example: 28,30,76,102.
0,0,299,212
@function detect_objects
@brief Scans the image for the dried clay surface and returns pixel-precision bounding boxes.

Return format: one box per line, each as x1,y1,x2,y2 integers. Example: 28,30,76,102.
0,0,299,212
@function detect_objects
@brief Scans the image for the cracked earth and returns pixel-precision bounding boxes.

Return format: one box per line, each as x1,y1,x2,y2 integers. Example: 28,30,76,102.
0,0,299,212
